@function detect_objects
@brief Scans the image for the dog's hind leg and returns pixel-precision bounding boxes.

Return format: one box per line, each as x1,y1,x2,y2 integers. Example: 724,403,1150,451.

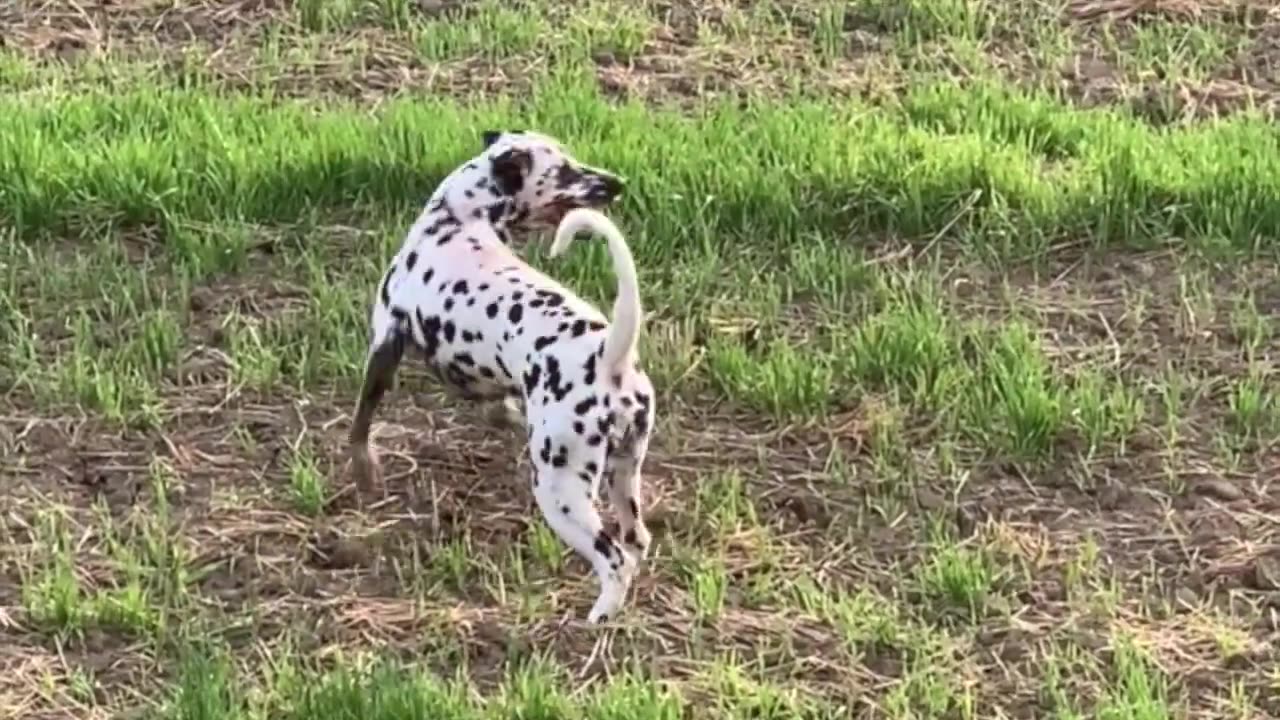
529,440,636,624
348,308,409,492
605,424,653,562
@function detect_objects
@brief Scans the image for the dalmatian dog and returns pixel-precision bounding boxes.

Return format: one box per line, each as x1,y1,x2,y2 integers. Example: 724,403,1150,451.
348,130,654,624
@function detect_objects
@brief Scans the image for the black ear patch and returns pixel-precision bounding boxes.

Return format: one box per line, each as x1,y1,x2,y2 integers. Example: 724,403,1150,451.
491,148,534,196
482,128,527,149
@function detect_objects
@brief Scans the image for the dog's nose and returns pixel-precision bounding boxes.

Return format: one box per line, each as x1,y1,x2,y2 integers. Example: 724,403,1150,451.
595,174,625,200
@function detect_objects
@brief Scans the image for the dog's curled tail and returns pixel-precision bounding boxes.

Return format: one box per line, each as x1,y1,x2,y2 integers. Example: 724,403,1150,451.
550,208,641,370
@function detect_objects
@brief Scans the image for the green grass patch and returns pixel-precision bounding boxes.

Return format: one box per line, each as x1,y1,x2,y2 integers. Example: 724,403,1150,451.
3,74,1279,255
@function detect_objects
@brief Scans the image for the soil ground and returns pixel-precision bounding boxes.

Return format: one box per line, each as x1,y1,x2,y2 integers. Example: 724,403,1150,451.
2,1,1279,718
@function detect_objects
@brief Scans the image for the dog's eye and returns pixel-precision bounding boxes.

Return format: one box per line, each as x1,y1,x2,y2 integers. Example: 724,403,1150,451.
555,164,582,188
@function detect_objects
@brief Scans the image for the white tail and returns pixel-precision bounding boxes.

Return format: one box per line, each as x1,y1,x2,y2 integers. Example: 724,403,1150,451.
550,208,642,370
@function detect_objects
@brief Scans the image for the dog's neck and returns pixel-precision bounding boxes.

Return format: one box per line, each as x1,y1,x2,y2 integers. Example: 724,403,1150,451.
418,159,523,247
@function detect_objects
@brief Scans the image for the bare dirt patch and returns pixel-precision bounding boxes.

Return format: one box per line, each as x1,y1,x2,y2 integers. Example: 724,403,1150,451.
6,0,1280,116
4,241,1280,716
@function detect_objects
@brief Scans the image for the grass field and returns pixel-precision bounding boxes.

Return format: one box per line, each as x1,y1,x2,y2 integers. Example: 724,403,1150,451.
2,0,1280,718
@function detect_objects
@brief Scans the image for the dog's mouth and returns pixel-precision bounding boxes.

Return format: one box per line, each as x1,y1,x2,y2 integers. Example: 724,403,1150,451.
538,199,597,226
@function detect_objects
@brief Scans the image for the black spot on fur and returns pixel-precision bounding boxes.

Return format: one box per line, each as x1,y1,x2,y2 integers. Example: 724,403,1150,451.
587,434,603,447
404,251,418,272
593,530,613,557
423,268,435,285
628,498,639,517
582,354,597,384
486,302,500,319
436,231,458,246
551,445,569,468
573,421,585,435
508,304,524,324
453,280,469,295
584,461,599,474
416,311,443,359
571,319,589,337
539,437,552,464
534,335,558,351
379,268,394,306
443,321,456,343
523,365,542,395
574,397,598,415
479,366,496,379
635,409,650,434
542,356,575,402
536,289,564,307
443,298,455,312
635,392,651,408
454,352,475,366
495,356,512,379
445,362,473,386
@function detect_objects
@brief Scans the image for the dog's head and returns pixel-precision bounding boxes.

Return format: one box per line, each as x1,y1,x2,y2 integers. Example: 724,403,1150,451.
474,129,625,234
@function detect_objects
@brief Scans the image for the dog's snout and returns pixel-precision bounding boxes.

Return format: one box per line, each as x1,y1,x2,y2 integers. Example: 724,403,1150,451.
592,174,625,201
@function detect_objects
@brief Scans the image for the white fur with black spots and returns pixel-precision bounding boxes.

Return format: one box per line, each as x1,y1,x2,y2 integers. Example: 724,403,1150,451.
347,132,653,624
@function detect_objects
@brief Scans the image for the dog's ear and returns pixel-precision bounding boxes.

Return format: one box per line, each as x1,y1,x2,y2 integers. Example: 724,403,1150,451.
482,130,503,148
491,147,534,195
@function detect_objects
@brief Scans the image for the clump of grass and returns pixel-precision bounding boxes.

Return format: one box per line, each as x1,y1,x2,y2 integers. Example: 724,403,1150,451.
965,322,1068,460
414,0,547,61
844,283,959,410
854,0,997,45
915,540,997,621
707,334,838,419
20,467,191,641
1069,369,1146,457
294,0,361,32
287,438,329,517
1094,636,1176,719
20,510,91,635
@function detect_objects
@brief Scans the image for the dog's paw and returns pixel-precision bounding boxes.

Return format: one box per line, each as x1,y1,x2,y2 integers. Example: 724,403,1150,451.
587,584,625,624
347,444,382,493
623,525,652,560
484,398,525,431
